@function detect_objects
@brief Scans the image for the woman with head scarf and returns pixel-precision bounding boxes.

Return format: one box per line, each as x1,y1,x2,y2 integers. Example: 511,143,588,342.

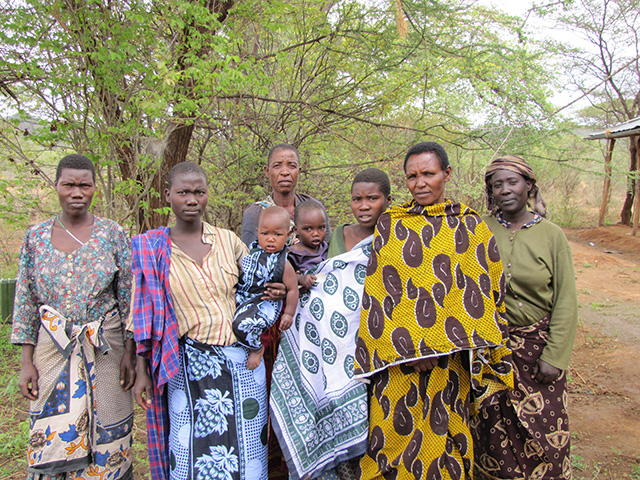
354,142,513,480
12,154,135,479
472,155,578,480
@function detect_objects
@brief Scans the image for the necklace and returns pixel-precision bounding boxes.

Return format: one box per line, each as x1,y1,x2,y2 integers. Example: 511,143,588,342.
56,215,88,247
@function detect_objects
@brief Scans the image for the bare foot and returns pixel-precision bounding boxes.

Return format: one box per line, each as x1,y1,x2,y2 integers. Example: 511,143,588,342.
247,347,264,370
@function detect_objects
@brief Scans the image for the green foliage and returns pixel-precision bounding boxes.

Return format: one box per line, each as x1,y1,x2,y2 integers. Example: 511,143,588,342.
0,0,587,234
534,0,640,124
0,323,28,474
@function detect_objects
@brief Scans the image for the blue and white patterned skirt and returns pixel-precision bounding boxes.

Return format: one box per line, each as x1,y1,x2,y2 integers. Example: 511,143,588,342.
168,338,268,480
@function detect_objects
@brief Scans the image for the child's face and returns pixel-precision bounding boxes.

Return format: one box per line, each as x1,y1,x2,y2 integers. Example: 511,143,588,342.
351,182,390,229
295,208,327,249
258,214,290,253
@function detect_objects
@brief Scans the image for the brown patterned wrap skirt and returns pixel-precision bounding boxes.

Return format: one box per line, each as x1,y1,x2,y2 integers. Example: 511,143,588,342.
471,316,571,480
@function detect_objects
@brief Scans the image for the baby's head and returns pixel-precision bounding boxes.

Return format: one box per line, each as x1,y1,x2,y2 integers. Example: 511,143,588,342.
257,206,291,253
293,200,327,249
351,168,391,228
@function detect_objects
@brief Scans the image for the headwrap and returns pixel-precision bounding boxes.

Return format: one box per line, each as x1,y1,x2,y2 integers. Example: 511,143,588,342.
485,155,547,217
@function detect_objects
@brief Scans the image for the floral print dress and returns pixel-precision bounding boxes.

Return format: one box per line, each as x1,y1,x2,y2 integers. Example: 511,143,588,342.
11,216,134,480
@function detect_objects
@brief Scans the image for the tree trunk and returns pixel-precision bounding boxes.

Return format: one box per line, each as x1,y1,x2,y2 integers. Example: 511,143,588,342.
620,137,638,225
599,137,616,226
132,0,234,232
137,122,196,231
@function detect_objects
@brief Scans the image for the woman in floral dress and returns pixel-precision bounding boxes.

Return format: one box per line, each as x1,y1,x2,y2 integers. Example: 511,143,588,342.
11,154,135,479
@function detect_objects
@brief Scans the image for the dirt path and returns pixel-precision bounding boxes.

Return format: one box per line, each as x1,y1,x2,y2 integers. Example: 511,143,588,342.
565,225,640,479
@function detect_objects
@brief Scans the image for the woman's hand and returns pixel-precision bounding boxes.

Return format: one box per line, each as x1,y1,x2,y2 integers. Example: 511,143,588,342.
120,339,136,391
407,356,439,372
533,359,562,384
262,282,287,301
134,357,153,411
19,344,39,400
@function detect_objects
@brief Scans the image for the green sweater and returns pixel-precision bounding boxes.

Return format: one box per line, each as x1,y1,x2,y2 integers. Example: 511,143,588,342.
327,224,347,258
484,215,578,370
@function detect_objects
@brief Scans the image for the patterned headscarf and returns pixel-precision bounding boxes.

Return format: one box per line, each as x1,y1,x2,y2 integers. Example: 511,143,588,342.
484,155,547,217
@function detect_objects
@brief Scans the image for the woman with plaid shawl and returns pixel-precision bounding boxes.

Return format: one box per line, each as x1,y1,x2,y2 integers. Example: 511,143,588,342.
131,162,274,480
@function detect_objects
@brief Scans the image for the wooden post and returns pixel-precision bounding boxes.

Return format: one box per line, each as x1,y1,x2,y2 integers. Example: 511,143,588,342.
620,137,638,225
633,135,640,235
598,137,616,226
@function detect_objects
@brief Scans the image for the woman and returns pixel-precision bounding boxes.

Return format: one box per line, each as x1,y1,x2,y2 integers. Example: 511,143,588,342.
327,168,392,258
11,154,135,479
270,168,391,480
354,142,513,480
131,162,272,480
472,155,577,480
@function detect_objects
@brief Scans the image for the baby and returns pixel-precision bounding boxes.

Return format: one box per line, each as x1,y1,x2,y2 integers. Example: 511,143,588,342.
233,206,299,369
288,200,329,289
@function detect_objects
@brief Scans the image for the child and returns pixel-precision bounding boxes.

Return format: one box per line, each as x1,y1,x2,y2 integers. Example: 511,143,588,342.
328,167,392,257
269,168,391,480
233,206,299,369
288,200,329,289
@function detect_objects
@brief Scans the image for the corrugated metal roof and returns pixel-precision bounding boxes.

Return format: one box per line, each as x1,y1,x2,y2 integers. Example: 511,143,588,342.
585,116,640,140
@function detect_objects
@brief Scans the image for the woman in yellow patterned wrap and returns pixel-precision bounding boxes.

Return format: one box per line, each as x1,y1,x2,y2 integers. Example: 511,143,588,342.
353,142,513,480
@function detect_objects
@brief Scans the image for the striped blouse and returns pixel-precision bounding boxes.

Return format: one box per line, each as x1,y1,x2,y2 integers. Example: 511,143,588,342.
169,223,248,346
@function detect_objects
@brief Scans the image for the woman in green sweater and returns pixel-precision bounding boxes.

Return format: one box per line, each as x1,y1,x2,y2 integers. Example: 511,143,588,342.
472,155,577,480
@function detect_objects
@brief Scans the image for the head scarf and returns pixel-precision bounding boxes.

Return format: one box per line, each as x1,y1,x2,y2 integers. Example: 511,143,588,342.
484,155,547,217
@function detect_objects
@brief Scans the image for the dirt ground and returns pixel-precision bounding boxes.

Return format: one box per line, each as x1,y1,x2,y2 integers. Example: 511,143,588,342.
565,224,640,479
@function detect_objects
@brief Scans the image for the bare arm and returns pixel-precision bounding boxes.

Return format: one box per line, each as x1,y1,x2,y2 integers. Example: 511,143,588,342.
297,273,317,290
18,344,39,400
262,282,287,301
533,359,562,384
407,356,440,372
279,262,299,330
119,339,136,391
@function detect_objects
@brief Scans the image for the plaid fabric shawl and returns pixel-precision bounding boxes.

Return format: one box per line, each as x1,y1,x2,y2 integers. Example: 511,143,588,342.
131,227,179,479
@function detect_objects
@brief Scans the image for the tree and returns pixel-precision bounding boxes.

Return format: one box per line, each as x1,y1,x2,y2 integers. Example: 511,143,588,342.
0,0,557,233
1,0,239,230
536,0,640,224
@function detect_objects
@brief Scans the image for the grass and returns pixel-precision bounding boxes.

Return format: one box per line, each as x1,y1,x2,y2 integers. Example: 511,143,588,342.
0,322,28,478
590,301,616,312
572,450,587,472
131,410,151,479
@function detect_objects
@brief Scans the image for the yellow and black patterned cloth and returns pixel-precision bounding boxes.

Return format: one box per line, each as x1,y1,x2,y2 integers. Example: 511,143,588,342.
354,200,513,480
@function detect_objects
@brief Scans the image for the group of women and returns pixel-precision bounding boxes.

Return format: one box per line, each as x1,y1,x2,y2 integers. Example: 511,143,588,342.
12,142,577,480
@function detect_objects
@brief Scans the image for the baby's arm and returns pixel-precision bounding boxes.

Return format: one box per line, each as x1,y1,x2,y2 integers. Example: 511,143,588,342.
280,262,299,331
297,273,317,290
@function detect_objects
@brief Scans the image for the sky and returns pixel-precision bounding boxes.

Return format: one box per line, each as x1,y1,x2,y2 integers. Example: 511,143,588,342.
478,0,591,116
